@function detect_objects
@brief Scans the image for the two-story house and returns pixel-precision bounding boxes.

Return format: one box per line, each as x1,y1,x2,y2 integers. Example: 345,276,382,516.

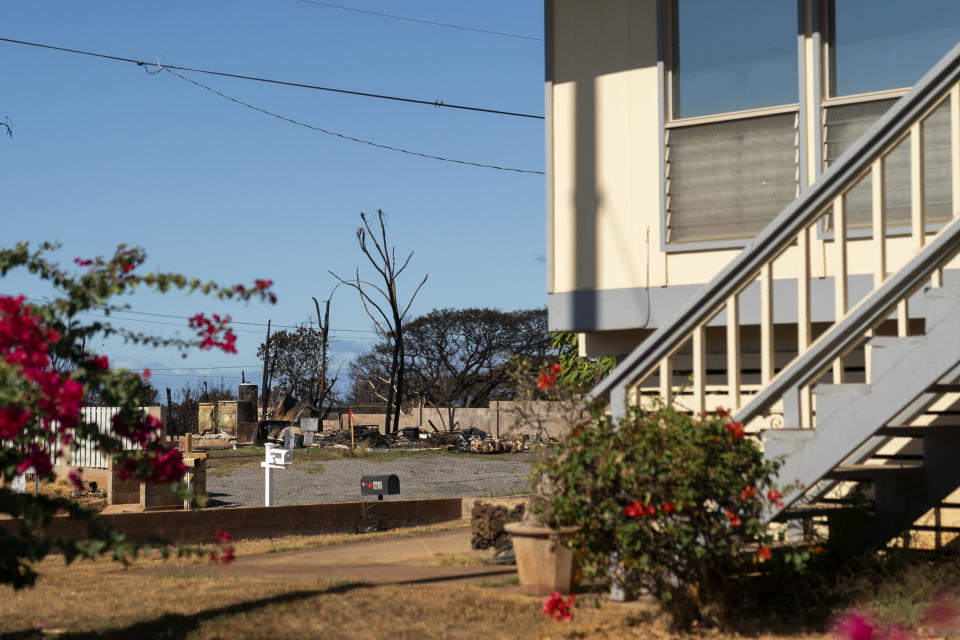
545,0,960,548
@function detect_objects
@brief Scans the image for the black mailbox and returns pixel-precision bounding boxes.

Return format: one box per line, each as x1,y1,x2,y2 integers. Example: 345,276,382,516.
360,474,400,500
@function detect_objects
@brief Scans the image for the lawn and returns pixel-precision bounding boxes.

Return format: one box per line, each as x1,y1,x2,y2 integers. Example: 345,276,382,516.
0,520,831,640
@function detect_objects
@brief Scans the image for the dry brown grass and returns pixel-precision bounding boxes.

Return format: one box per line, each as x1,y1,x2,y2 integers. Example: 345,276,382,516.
0,522,833,640
0,556,828,640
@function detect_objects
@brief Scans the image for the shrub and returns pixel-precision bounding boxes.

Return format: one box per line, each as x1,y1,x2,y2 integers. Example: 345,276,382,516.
533,402,785,622
0,241,272,588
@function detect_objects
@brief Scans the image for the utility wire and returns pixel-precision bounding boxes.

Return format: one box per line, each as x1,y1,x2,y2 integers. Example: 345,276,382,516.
0,36,544,120
161,67,545,175
294,0,543,42
105,309,377,334
77,311,381,339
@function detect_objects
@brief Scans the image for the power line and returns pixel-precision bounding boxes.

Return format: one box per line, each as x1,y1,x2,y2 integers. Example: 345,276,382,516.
294,0,543,42
161,67,545,175
77,311,381,339
0,36,544,120
104,308,378,334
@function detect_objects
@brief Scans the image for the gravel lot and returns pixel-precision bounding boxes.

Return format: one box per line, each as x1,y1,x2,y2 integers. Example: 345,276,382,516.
205,451,535,507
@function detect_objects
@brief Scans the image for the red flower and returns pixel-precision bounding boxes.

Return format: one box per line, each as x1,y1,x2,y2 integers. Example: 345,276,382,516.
0,407,31,440
757,546,772,561
215,528,232,544
645,503,656,517
725,509,741,528
812,545,824,555
220,546,236,564
17,443,52,477
550,362,562,376
122,264,135,273
716,407,731,419
88,355,109,371
724,421,745,440
740,486,757,501
767,489,783,501
623,499,647,518
542,591,575,622
143,368,151,380
662,502,676,514
537,370,556,390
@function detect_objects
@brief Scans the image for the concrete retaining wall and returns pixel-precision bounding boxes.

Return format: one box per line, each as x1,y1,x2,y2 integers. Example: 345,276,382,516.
4,498,463,544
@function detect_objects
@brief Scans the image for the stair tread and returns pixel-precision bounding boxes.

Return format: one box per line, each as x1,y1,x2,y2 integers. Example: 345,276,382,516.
867,336,927,349
827,463,923,479
782,502,874,518
879,424,960,436
924,285,960,299
811,383,871,396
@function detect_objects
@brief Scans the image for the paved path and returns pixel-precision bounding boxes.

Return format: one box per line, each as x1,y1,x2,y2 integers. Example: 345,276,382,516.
154,527,519,587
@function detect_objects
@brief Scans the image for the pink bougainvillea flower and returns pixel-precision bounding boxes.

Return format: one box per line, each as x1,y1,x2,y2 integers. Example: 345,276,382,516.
87,355,109,371
542,591,575,622
834,613,874,640
0,407,31,440
68,468,83,489
724,421,745,440
219,547,236,564
17,443,52,477
725,509,741,528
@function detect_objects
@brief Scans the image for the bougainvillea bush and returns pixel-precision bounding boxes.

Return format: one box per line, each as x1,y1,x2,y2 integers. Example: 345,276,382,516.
532,398,789,621
0,241,272,588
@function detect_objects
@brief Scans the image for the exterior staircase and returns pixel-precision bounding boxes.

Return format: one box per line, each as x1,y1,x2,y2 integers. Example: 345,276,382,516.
589,41,960,549
765,287,960,547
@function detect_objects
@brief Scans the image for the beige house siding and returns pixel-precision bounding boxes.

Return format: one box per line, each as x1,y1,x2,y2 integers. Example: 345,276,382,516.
548,0,960,341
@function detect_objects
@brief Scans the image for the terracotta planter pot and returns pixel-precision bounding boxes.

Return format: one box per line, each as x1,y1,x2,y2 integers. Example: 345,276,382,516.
504,522,579,596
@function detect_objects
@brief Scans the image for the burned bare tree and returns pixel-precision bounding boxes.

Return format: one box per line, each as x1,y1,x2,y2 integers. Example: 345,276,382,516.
331,210,427,434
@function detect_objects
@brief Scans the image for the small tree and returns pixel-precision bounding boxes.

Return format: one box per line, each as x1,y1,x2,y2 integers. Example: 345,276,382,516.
0,242,273,587
331,210,426,434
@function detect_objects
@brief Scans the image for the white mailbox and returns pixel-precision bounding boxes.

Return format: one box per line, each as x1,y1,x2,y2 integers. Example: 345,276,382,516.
267,446,292,466
261,443,291,506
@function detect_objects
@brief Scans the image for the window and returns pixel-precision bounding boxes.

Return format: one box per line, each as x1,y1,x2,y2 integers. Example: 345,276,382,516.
670,0,798,120
827,0,960,98
664,0,800,245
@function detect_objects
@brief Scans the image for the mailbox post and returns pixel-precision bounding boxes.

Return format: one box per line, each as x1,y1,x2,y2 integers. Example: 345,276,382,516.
261,442,292,506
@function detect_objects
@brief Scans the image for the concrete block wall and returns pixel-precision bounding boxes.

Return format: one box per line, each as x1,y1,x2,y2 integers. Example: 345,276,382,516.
340,400,581,440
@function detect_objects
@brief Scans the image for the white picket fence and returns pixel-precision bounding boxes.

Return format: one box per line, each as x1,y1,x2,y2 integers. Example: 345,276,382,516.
53,406,164,470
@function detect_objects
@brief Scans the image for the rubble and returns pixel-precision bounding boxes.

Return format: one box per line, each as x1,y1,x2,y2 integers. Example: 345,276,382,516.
471,501,525,550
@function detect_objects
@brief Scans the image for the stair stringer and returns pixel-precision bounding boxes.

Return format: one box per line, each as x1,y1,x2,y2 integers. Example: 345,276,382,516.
763,290,960,521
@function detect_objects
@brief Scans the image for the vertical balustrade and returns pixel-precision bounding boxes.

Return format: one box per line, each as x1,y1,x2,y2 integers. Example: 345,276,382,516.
833,195,848,383
866,159,887,382
692,326,706,415
659,357,673,406
797,224,812,427
726,296,740,411
760,263,774,385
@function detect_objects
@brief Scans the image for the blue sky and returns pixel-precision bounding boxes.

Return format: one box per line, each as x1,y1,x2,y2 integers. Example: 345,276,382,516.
0,1,545,395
